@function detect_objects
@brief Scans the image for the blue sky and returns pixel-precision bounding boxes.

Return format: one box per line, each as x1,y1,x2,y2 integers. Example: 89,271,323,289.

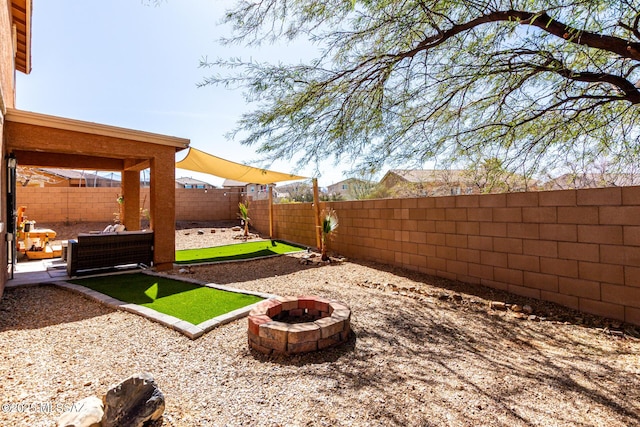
15,0,348,187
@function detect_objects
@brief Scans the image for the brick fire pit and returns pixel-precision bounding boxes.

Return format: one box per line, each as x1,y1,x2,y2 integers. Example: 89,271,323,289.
248,296,351,355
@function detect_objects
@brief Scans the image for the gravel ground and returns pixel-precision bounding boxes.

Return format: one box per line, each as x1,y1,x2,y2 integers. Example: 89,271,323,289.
1,223,639,426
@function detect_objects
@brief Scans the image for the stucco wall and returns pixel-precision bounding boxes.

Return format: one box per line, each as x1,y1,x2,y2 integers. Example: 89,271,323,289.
252,187,640,326
0,0,15,111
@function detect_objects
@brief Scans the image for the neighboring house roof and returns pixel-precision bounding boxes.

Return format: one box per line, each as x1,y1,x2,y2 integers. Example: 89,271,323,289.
222,179,249,187
545,173,640,190
11,0,32,74
382,169,468,183
176,176,214,187
16,167,122,187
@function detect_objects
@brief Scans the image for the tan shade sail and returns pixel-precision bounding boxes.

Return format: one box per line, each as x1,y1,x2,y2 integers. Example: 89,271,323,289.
176,147,307,184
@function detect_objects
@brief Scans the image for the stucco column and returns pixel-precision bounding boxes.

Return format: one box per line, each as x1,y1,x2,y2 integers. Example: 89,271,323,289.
122,169,140,231
149,151,175,271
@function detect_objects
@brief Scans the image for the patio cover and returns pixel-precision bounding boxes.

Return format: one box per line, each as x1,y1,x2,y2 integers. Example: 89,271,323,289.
176,147,307,184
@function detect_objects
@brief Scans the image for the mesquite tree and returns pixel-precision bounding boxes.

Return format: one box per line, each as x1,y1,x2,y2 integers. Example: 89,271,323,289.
202,1,640,177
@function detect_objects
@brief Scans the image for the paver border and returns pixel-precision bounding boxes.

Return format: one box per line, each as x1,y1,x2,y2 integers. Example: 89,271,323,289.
53,270,278,339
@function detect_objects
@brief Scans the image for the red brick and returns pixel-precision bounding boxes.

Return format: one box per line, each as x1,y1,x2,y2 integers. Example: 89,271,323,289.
479,222,507,237
577,187,622,206
480,251,508,268
494,267,524,286
493,237,523,254
522,207,557,223
479,193,506,207
579,262,624,284
523,271,558,292
523,240,558,257
457,248,481,263
539,224,577,242
507,223,539,239
558,277,601,300
493,208,522,223
579,299,625,321
539,189,577,207
467,208,493,222
540,291,579,310
600,245,640,266
508,254,540,272
265,300,283,317
558,207,599,224
557,242,600,262
506,192,538,207
248,315,272,335
468,235,493,251
297,296,318,310
280,320,319,343
578,225,623,245
540,257,578,278
601,284,640,308
599,207,640,225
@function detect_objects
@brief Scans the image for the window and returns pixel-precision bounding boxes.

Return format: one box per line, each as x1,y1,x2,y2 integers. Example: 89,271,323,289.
184,184,193,189
341,184,348,190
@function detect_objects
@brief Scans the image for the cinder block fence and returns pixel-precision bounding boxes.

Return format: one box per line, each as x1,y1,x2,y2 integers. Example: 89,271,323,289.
253,186,640,326
16,185,640,326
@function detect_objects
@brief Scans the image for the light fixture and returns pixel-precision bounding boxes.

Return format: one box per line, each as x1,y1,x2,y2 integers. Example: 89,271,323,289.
7,153,16,169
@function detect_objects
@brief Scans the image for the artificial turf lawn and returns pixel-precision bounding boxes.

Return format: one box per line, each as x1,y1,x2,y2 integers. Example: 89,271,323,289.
174,239,305,264
71,273,264,325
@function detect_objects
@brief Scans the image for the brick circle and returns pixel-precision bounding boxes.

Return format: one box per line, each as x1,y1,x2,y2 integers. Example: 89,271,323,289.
248,296,351,355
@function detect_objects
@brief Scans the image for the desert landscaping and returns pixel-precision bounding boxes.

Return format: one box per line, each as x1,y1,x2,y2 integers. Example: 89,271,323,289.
0,222,639,426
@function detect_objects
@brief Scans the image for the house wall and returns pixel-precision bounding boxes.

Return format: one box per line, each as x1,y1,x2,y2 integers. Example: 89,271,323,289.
16,187,243,223
0,0,16,296
0,0,15,111
252,187,640,326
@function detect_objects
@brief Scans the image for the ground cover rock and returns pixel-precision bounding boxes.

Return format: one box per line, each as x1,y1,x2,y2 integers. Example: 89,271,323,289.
102,372,165,427
56,396,103,427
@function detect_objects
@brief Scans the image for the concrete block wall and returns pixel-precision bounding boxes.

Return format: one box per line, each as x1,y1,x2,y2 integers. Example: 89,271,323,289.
253,186,640,326
16,187,242,223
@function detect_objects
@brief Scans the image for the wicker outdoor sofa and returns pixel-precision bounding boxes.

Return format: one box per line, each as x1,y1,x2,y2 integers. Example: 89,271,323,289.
66,231,154,276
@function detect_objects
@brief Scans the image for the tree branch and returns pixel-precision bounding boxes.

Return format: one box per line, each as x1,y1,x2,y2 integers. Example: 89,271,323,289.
404,10,640,62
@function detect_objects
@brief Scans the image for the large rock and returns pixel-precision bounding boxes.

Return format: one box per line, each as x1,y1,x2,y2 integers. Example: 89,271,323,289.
102,372,165,427
57,396,103,427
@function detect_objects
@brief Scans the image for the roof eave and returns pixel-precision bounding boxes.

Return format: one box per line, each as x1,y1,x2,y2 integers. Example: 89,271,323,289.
5,108,190,151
